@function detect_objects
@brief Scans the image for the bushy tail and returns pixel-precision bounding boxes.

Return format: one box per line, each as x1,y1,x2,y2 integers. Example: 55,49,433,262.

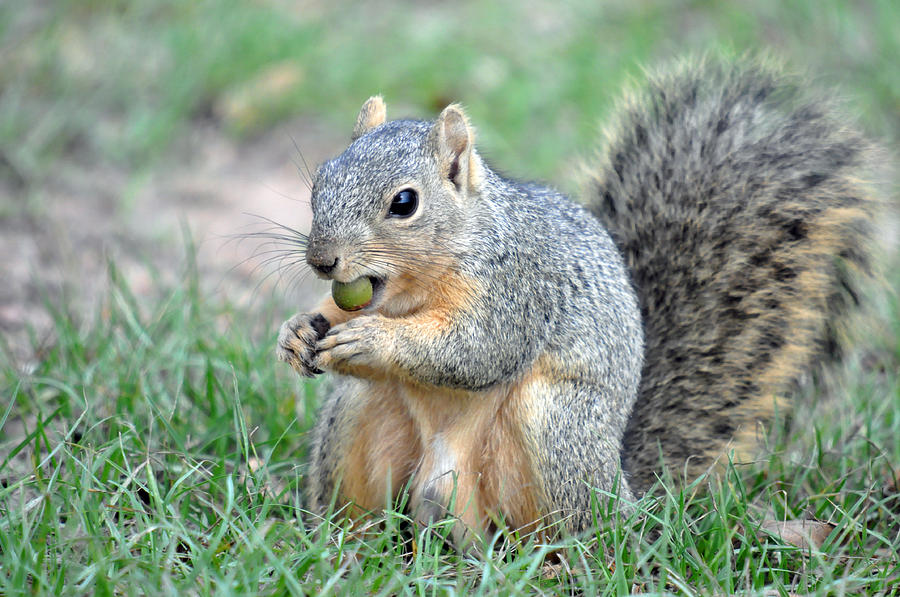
586,57,878,491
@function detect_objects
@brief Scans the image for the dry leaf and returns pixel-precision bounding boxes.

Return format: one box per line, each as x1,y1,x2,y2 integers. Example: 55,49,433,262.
757,519,835,549
885,466,899,494
541,561,564,580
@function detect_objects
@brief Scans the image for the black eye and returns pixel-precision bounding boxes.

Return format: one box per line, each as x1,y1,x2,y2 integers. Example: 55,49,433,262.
388,189,418,218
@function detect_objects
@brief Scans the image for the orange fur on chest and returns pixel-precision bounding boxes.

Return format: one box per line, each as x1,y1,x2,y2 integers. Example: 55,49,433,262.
328,260,547,535
378,260,477,322
337,363,549,537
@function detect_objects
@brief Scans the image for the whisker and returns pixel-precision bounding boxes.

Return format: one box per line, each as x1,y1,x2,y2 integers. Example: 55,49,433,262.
354,259,467,295
287,265,317,292
288,132,315,193
360,239,465,258
249,252,317,300
358,257,452,283
260,182,311,207
242,213,310,241
359,252,463,278
237,232,308,248
239,251,302,284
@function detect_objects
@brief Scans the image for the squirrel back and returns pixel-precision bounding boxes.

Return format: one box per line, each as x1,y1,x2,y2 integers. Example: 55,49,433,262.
587,57,878,490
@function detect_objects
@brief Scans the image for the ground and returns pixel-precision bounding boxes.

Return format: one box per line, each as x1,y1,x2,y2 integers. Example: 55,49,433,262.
1,1,898,594
0,117,336,361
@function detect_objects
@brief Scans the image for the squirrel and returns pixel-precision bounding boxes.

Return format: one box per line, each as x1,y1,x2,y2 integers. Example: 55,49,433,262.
275,57,878,544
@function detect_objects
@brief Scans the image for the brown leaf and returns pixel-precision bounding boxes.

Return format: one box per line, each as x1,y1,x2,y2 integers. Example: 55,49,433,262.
757,519,836,549
885,466,899,494
247,457,264,473
541,561,564,580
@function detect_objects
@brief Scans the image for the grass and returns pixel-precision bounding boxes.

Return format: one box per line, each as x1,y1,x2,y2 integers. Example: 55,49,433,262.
3,1,899,184
2,0,900,595
3,262,898,594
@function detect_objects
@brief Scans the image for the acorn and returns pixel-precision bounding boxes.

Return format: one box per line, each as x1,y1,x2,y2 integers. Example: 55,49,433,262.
332,277,373,311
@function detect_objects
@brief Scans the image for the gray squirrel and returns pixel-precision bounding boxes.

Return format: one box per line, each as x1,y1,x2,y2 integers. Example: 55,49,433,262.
276,57,878,543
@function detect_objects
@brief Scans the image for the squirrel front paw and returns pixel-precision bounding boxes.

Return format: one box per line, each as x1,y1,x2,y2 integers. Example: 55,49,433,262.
316,315,395,377
276,313,331,377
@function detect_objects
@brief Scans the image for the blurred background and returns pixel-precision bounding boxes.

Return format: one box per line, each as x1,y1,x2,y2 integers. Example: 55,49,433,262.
1,0,898,357
1,4,899,589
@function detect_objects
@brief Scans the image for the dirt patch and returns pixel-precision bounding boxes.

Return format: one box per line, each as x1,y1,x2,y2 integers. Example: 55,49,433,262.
0,117,344,364
0,115,352,505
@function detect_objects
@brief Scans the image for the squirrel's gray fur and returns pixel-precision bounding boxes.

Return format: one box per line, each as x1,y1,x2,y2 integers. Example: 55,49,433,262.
276,56,879,538
587,58,875,489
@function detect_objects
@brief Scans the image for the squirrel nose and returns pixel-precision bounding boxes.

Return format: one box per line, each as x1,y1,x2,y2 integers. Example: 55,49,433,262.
311,257,338,275
307,245,340,276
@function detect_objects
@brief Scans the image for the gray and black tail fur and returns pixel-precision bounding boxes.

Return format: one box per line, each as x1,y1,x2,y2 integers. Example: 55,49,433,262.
587,57,878,492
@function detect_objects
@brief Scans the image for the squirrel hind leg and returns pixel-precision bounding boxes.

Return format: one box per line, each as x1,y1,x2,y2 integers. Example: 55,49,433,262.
510,373,638,532
306,379,420,517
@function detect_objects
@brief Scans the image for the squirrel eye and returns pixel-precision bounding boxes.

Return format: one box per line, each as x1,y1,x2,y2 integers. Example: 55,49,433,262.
388,189,418,218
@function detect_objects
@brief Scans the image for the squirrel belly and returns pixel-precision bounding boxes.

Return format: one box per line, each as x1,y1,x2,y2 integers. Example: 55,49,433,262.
276,56,878,539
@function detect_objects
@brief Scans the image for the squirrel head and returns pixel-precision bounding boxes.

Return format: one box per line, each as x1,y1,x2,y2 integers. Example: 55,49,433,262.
306,97,484,315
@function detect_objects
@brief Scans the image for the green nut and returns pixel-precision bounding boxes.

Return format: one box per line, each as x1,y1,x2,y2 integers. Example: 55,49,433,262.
332,277,373,311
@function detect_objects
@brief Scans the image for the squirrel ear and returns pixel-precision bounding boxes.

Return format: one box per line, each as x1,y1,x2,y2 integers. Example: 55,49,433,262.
430,104,481,191
352,96,386,140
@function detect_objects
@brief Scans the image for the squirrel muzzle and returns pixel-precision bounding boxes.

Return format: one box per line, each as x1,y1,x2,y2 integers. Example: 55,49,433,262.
306,238,342,279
